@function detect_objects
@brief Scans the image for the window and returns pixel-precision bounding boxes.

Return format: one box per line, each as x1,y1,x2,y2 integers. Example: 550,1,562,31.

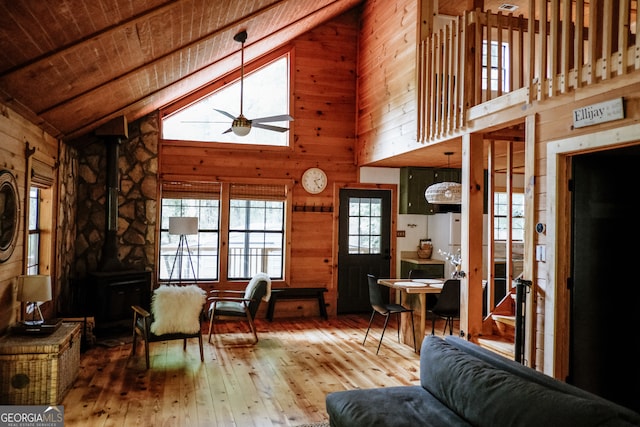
162,54,291,146
26,187,40,274
482,41,510,92
159,182,287,282
494,192,524,241
26,159,54,275
348,197,382,254
159,182,220,281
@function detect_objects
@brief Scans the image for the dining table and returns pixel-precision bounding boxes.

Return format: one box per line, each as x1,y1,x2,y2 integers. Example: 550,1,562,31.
377,278,445,352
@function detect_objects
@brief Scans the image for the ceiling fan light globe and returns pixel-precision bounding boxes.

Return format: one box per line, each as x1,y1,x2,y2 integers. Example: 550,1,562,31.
231,116,251,136
232,124,251,136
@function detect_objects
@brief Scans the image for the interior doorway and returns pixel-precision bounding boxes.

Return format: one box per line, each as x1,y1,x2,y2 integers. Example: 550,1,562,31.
570,144,640,413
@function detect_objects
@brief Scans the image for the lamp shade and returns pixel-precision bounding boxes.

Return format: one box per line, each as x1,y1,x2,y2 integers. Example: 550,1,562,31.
425,182,462,204
169,217,199,235
17,275,52,302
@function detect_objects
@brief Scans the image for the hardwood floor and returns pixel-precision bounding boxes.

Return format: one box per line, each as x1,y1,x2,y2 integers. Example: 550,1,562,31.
62,314,457,426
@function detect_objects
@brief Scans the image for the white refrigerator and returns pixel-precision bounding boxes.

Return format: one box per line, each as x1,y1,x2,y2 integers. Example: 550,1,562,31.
428,212,461,279
428,212,488,279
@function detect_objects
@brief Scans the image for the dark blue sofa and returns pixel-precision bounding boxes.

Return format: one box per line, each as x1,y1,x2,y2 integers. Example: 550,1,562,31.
326,335,640,426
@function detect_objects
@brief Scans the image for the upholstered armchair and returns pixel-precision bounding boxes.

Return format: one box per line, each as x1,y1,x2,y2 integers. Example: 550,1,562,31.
131,284,206,369
207,273,271,344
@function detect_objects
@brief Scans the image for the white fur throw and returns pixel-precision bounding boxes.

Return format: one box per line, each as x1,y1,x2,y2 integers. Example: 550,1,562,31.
245,272,272,301
150,285,206,335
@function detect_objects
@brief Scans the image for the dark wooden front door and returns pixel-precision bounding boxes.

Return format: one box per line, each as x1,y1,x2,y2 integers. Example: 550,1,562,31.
570,144,640,413
337,189,392,313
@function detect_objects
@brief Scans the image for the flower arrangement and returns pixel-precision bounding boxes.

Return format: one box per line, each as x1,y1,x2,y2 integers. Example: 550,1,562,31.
438,248,465,278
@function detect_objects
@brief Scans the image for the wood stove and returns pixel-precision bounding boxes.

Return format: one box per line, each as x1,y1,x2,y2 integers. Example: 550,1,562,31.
83,125,152,333
88,270,151,332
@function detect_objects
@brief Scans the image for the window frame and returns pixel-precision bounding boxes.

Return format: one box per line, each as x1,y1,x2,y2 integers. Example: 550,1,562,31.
26,187,40,274
482,40,510,93
158,180,292,284
26,185,53,276
493,191,525,242
159,194,221,282
160,45,295,150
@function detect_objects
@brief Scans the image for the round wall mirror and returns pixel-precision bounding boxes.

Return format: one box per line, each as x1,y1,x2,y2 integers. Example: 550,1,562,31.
0,170,20,263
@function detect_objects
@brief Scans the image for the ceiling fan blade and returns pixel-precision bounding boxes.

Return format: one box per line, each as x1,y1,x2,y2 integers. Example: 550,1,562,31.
222,127,233,134
181,121,228,124
251,114,294,124
214,109,237,120
253,123,290,133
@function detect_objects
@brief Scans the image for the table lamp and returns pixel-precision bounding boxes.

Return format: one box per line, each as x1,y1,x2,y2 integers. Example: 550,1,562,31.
17,274,52,325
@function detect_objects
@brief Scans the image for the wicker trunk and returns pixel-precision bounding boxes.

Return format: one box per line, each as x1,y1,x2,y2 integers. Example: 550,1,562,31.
0,322,81,405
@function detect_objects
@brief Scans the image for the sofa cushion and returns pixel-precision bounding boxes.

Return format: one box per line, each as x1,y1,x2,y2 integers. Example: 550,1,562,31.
326,386,472,427
421,336,631,427
443,336,640,425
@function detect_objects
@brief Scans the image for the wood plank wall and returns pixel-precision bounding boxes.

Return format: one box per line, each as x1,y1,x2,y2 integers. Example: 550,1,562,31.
159,12,360,318
356,0,418,164
0,105,59,333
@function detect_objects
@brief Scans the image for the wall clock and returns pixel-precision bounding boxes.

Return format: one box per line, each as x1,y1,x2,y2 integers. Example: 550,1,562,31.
301,167,327,194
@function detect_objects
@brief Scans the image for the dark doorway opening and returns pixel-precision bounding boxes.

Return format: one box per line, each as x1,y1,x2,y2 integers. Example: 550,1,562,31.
570,144,640,413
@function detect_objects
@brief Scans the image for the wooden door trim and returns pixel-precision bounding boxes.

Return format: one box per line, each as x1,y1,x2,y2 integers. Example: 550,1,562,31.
545,122,640,379
332,183,398,304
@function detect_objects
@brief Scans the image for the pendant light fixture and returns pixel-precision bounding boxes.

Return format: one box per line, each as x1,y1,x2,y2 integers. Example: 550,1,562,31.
424,152,462,204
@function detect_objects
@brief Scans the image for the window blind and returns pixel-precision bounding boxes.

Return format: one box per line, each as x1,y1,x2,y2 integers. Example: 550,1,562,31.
229,183,287,201
161,181,221,199
31,159,54,188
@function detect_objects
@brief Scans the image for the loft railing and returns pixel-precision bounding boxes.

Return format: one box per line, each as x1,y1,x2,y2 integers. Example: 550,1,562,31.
418,1,640,143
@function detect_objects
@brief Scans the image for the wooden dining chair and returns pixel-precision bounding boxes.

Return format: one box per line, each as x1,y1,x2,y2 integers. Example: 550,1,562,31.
363,274,416,354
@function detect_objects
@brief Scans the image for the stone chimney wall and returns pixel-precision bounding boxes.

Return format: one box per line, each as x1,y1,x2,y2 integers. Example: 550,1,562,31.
75,114,159,280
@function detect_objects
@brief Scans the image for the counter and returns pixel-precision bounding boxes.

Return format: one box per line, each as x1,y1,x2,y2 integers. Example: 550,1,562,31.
400,252,445,278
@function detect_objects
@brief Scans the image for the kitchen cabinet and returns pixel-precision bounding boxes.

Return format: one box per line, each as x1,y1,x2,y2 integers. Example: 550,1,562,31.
399,167,461,214
400,260,445,278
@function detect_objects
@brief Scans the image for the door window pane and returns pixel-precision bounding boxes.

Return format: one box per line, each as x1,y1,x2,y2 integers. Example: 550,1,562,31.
348,197,382,254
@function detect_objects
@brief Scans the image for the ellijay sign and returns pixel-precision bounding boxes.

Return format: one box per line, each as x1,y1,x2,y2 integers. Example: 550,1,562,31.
573,98,624,128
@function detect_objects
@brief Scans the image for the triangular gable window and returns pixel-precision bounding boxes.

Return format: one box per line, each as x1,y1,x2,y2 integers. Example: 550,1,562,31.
162,53,291,146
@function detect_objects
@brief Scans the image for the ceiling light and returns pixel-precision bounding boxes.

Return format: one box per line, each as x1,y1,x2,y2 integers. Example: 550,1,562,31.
231,115,251,136
424,152,462,205
425,182,462,204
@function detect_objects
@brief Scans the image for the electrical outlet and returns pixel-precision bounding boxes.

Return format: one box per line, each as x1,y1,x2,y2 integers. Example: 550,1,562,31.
397,230,406,237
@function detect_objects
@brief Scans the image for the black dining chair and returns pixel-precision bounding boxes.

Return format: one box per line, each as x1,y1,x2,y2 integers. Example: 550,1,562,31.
363,274,416,354
429,279,461,335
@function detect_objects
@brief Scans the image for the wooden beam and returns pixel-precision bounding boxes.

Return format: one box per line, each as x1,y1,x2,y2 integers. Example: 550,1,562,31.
94,116,128,139
460,132,484,341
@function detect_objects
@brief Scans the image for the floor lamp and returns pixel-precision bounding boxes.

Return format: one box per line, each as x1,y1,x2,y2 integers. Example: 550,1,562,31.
168,217,198,284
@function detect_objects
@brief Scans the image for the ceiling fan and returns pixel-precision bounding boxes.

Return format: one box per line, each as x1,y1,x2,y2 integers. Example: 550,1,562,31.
214,30,294,136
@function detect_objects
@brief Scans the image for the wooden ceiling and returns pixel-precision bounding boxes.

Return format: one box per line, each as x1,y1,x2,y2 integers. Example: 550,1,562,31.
0,0,526,173
0,0,363,144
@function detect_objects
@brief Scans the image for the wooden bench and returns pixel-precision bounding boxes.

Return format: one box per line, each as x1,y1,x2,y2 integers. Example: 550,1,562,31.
266,287,328,321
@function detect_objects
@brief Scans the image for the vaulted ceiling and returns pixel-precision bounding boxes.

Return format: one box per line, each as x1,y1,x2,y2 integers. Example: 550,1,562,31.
1,0,532,173
0,0,363,145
